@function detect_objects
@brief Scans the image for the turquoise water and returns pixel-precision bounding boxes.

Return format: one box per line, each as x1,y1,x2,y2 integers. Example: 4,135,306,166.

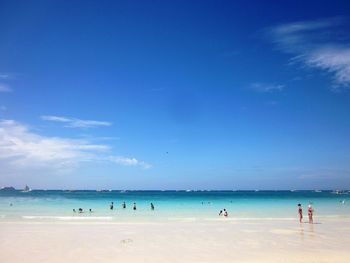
0,190,349,222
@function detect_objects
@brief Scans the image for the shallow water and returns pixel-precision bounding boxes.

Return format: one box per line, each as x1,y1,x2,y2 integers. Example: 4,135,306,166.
0,190,349,222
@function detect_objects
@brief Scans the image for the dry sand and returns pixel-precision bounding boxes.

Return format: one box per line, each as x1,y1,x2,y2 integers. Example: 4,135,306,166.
1,218,350,263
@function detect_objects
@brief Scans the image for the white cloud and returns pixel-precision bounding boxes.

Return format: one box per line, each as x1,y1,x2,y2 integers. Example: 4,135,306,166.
108,156,152,169
267,17,350,89
0,120,150,172
41,115,112,128
0,120,108,169
306,47,350,88
250,82,284,93
0,83,12,92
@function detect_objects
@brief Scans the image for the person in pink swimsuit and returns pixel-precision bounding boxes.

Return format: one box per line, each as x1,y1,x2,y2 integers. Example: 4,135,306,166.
308,205,314,224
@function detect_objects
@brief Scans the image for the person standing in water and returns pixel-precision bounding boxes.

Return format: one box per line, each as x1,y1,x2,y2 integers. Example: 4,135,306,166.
133,202,137,210
122,202,126,209
298,204,303,223
308,204,314,224
110,202,114,210
150,203,154,210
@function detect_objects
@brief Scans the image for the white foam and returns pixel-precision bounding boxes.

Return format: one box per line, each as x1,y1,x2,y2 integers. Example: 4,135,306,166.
22,216,113,221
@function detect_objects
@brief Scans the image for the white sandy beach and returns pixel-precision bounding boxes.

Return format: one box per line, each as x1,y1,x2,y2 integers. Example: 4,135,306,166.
1,218,350,263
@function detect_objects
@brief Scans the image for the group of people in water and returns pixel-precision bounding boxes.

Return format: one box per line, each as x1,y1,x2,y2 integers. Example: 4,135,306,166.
72,202,317,223
219,208,228,217
73,208,93,213
298,203,314,223
73,202,155,213
109,201,155,211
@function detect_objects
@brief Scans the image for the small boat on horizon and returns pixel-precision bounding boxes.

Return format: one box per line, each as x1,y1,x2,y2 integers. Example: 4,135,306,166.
332,190,348,195
22,185,32,192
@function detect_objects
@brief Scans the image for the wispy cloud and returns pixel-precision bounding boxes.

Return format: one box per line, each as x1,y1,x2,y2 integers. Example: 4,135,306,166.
0,83,12,92
41,115,112,128
0,74,10,80
249,82,285,93
0,120,150,172
0,120,108,169
266,17,350,89
0,72,16,80
108,156,152,169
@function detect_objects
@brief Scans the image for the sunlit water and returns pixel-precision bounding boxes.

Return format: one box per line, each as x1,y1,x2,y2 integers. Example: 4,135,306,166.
1,190,349,222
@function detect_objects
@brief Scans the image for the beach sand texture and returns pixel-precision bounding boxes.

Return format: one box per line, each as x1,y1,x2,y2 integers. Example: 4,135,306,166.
1,219,350,263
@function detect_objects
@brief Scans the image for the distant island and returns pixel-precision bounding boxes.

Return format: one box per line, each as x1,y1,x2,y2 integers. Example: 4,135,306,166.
0,186,16,191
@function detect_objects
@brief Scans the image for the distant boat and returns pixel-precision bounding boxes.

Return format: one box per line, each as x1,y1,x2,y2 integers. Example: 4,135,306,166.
22,185,31,192
332,190,348,195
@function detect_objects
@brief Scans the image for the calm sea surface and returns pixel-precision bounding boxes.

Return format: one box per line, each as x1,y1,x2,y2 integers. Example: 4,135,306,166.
1,190,349,222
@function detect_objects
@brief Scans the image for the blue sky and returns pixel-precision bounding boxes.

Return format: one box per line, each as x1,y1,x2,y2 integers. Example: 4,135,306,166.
1,0,350,190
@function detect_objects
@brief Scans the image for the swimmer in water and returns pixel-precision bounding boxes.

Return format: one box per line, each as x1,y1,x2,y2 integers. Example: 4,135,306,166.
133,203,137,210
110,202,114,210
122,202,126,209
219,210,223,216
151,203,155,210
298,204,303,223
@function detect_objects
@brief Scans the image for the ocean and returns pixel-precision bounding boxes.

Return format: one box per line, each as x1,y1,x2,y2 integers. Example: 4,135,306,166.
0,190,349,223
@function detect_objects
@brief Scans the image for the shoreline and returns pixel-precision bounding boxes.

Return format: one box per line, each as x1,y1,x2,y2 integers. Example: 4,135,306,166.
1,213,350,223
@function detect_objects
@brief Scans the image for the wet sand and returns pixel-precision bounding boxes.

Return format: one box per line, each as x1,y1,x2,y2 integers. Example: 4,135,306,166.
1,218,350,263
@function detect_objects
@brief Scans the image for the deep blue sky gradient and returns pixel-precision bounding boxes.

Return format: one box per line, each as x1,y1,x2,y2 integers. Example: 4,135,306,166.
0,0,350,189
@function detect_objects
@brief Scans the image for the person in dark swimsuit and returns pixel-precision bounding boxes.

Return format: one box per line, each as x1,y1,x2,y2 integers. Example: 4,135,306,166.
219,210,223,216
122,202,126,209
133,202,136,210
298,204,303,223
150,203,155,210
110,202,114,210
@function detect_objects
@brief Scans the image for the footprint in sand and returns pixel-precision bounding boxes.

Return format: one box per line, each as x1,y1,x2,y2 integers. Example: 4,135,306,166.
120,238,133,244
